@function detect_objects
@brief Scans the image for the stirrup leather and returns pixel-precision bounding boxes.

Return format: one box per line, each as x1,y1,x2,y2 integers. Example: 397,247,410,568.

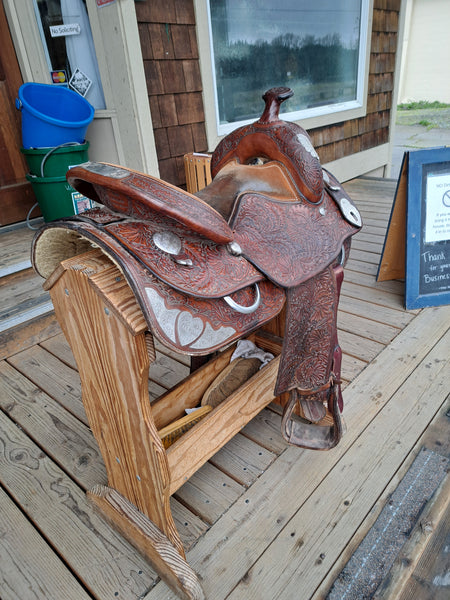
277,264,345,450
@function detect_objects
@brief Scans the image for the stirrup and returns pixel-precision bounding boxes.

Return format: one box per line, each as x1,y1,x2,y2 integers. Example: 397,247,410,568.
281,381,343,450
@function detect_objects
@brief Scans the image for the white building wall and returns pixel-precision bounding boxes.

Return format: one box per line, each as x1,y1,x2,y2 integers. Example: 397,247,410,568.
398,0,450,104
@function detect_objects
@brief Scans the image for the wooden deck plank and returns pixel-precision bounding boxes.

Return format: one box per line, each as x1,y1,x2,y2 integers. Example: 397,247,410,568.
209,433,277,488
355,223,387,236
0,360,106,490
345,247,384,265
340,352,368,382
0,409,159,598
338,329,385,362
149,379,172,402
0,268,51,326
353,230,385,244
342,279,413,311
0,225,35,274
154,338,191,367
144,305,450,600
7,345,86,424
0,487,93,600
345,257,385,276
339,295,415,328
343,177,397,201
343,267,404,294
356,212,390,225
0,359,207,551
149,352,191,391
240,406,289,455
170,497,209,551
351,238,384,254
0,313,60,361
174,462,244,525
338,311,400,345
40,333,78,370
225,328,449,600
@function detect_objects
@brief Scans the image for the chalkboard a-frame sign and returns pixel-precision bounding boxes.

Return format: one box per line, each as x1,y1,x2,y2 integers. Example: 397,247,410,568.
406,147,450,308
378,146,450,309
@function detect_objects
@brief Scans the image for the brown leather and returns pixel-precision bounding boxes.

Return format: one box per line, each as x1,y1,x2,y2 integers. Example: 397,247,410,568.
231,192,355,287
67,163,234,245
32,87,362,450
78,206,263,299
34,218,285,356
211,87,324,205
195,159,297,219
279,265,344,450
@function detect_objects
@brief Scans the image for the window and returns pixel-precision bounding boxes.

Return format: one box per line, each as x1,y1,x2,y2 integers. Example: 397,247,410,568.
207,0,370,135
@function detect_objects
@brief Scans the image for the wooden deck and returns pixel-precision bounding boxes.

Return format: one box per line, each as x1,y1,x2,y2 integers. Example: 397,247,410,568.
1,177,449,600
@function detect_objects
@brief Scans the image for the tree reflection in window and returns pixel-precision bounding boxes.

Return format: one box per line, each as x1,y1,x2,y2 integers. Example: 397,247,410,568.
209,0,364,125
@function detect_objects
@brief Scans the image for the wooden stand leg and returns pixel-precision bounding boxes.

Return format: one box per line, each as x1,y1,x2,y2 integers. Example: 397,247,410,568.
45,249,280,599
46,252,202,596
88,485,204,600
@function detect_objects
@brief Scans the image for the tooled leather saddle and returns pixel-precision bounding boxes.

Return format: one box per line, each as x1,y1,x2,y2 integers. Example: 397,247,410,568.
32,87,362,450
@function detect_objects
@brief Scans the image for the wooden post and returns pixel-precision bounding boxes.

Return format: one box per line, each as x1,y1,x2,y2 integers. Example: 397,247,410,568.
47,251,187,561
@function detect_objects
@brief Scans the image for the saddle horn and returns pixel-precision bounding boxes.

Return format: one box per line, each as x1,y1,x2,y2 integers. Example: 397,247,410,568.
259,87,294,124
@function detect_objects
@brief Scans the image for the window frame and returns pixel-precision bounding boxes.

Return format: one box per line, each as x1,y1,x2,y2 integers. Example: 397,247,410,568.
195,0,373,148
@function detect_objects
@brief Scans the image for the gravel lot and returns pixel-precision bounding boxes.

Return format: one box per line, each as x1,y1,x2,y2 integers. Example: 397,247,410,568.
396,107,450,129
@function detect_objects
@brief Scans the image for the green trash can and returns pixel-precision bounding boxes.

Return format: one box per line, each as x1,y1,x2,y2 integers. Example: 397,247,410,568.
23,141,92,222
21,141,89,177
26,173,93,222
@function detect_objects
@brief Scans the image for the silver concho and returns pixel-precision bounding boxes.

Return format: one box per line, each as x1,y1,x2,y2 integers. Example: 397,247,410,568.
153,231,183,255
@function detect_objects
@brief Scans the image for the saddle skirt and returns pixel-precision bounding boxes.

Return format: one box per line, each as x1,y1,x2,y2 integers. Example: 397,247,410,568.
32,87,362,450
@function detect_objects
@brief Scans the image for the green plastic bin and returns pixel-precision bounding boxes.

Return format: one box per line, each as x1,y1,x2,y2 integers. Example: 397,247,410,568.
21,141,89,177
26,173,93,222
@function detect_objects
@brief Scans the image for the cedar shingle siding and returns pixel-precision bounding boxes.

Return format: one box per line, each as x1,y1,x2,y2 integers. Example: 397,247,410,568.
136,0,207,185
137,0,401,187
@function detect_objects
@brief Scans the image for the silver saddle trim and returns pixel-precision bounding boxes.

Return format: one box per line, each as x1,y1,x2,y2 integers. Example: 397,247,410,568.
224,283,261,314
322,169,362,227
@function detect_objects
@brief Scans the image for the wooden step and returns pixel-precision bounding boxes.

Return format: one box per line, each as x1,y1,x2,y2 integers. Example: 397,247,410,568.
0,221,52,333
0,267,53,333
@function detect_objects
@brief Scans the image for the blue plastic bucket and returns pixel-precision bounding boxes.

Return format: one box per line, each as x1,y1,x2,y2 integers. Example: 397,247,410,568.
16,82,94,148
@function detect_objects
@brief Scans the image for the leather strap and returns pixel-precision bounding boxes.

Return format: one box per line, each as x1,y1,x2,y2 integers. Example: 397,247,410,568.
277,264,345,450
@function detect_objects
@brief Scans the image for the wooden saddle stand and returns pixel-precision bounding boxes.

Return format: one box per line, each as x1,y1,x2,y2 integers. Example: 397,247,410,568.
32,88,362,599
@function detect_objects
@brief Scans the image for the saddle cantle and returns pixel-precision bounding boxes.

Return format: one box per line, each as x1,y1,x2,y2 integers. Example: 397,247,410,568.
32,86,362,450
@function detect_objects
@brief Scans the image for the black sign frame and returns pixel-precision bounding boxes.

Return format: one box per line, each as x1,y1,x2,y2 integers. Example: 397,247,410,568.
406,146,450,309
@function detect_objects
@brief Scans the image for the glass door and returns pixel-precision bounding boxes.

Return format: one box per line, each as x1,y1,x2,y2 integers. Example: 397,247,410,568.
33,0,105,108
